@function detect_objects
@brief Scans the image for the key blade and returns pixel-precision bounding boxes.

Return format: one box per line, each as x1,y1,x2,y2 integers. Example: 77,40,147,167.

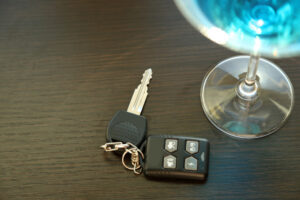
127,68,152,115
141,68,152,86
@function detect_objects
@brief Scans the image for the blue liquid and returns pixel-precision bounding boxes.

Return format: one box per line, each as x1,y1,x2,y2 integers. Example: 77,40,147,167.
175,0,300,57
202,0,300,37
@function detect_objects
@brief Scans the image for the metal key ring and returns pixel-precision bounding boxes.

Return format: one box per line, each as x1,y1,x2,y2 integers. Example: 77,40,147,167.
121,147,144,171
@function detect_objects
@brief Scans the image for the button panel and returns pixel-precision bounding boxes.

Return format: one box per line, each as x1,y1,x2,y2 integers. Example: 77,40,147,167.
163,155,176,169
165,139,178,152
143,135,209,180
186,140,199,154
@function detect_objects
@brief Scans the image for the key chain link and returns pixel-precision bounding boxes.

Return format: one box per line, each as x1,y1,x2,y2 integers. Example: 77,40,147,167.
101,142,130,151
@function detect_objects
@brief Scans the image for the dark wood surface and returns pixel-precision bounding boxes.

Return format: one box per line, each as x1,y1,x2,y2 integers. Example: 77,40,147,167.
0,1,299,199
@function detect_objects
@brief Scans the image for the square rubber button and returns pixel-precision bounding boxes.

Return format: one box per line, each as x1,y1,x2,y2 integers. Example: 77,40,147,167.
186,140,199,154
165,139,178,152
164,155,176,169
185,156,198,171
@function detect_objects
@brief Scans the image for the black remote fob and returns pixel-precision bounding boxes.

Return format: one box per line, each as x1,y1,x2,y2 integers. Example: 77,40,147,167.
144,135,209,181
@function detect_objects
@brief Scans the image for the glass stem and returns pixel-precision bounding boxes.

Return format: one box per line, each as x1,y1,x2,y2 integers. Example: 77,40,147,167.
245,56,259,85
236,56,260,105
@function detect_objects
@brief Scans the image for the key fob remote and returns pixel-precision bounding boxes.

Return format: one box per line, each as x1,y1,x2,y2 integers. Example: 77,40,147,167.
144,135,209,181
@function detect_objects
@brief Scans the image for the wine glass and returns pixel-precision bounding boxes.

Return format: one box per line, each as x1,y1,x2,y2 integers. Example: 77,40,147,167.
174,0,298,139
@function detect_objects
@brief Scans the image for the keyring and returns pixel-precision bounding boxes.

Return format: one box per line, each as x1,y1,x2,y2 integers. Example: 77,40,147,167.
122,146,144,174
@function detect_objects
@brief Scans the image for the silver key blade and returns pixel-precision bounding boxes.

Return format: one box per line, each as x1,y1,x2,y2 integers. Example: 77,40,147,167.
127,68,152,115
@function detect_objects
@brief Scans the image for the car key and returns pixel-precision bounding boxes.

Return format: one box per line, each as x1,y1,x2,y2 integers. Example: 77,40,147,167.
106,68,152,148
143,135,209,180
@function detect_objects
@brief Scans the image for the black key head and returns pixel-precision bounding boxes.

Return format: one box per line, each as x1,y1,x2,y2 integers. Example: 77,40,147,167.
106,110,147,148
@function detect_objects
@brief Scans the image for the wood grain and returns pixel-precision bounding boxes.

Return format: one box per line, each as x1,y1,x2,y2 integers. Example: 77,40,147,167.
0,0,299,199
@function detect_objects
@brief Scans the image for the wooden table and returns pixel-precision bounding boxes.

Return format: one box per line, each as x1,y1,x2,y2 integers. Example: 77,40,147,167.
0,1,299,199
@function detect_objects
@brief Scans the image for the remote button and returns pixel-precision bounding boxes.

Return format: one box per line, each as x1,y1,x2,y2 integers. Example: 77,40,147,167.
186,141,199,154
163,155,176,169
165,139,178,152
185,156,198,171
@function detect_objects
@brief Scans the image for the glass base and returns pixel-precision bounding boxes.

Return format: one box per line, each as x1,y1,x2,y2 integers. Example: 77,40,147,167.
200,56,294,139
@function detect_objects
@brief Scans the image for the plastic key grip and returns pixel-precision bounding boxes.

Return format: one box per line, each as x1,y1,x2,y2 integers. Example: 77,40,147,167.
106,110,147,147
